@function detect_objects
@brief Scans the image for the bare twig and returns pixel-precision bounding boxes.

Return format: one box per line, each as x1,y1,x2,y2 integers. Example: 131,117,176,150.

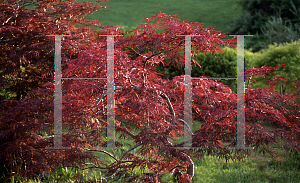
128,39,184,68
129,47,147,59
85,148,118,161
177,119,194,136
101,172,117,181
94,86,125,105
173,139,193,147
119,143,142,161
92,74,195,180
81,163,108,170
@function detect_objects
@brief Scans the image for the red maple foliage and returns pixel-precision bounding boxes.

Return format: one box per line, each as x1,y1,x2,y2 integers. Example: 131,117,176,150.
0,0,107,100
1,0,300,183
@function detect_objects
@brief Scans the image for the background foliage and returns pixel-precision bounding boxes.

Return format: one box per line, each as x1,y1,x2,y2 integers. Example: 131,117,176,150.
153,46,239,94
227,0,300,52
244,40,300,96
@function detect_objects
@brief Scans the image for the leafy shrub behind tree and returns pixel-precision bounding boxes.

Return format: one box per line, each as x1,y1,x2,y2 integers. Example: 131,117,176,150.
244,39,300,96
154,46,240,94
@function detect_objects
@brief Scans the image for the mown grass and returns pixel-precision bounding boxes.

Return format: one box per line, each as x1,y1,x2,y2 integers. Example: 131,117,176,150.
25,0,243,40
72,0,242,34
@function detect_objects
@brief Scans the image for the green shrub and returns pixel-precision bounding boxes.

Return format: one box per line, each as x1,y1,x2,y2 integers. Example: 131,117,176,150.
245,39,300,96
154,46,241,94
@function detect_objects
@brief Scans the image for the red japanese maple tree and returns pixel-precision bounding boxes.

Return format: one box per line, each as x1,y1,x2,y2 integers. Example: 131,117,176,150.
1,0,300,183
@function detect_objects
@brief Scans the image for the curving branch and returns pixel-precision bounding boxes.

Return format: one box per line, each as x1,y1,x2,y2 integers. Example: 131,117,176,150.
128,39,185,68
93,73,194,181
159,92,176,118
81,162,108,170
173,139,193,147
177,118,194,136
119,143,142,161
85,148,118,161
144,87,194,182
94,85,125,106
128,75,140,90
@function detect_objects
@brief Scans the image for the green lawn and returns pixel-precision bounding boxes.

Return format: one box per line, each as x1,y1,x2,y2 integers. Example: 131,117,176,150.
76,0,242,34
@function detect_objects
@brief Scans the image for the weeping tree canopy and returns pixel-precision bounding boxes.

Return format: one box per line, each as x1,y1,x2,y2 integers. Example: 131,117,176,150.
1,1,300,183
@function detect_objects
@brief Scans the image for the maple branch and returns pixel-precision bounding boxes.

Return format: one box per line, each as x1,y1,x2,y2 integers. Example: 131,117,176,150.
128,75,140,90
158,91,176,118
96,117,137,139
91,118,144,178
2,12,22,26
129,47,148,59
128,39,185,68
83,142,141,170
144,88,194,181
92,71,195,180
119,142,142,161
98,86,125,90
85,148,118,161
125,84,178,133
94,86,125,106
128,46,163,67
102,173,118,181
173,139,193,147
161,138,194,181
121,67,141,90
81,163,108,170
246,75,252,90
177,119,194,136
84,139,142,175
2,16,12,25
115,125,136,139
144,51,164,66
